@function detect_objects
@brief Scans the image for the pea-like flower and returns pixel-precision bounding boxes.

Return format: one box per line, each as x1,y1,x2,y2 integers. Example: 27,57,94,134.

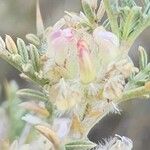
77,39,96,84
51,28,74,49
93,27,119,65
48,28,74,65
45,28,79,81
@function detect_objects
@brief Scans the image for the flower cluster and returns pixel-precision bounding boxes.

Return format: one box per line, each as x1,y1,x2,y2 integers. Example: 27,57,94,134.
1,0,150,149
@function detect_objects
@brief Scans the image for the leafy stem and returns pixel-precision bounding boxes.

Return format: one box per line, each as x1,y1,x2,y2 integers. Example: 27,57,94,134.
120,84,150,102
0,49,49,87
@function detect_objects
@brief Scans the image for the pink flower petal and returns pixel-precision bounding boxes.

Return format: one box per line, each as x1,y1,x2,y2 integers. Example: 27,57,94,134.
62,28,74,42
51,29,62,40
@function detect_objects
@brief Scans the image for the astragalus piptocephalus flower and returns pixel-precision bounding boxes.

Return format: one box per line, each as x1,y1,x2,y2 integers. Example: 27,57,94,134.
1,0,150,149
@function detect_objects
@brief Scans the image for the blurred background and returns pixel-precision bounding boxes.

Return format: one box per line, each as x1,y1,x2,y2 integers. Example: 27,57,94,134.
0,0,150,149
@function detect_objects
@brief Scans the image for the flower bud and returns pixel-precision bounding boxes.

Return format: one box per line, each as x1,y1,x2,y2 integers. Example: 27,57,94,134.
77,39,95,84
93,27,119,64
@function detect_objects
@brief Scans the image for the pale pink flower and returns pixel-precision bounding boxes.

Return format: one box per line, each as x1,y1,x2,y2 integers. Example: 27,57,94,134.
93,27,119,49
50,28,74,51
48,28,74,65
93,27,119,64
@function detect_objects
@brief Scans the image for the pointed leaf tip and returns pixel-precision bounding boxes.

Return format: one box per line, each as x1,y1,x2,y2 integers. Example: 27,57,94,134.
139,46,148,70
5,35,18,54
36,0,44,36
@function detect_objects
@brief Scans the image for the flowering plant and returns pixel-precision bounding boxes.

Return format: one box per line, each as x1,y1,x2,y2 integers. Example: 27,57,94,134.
1,0,150,149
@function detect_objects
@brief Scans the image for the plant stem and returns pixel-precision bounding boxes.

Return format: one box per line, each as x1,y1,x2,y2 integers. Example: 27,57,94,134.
84,85,150,136
120,85,150,102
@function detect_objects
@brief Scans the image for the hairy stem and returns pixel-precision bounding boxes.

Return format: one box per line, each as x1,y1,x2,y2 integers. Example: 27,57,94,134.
120,85,150,102
84,85,150,136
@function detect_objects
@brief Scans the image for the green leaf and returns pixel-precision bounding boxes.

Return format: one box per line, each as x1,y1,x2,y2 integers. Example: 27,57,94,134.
22,63,34,73
29,44,40,71
36,0,44,36
11,54,24,65
139,46,148,70
5,35,18,54
144,2,150,14
17,88,48,101
26,34,40,46
103,0,119,36
81,0,95,23
144,0,150,5
65,140,96,150
97,0,105,21
17,38,29,63
121,6,142,40
125,63,150,90
0,36,5,48
120,0,136,7
4,81,25,141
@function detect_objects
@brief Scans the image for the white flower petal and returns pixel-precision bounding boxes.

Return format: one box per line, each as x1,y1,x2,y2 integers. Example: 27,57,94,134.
22,114,43,125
